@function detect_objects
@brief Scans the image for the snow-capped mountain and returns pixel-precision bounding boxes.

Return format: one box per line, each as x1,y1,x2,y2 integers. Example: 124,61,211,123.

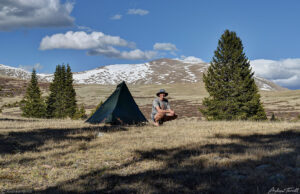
0,64,32,80
0,59,286,91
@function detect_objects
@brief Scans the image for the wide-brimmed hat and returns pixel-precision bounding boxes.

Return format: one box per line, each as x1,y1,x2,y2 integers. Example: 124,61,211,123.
156,89,168,97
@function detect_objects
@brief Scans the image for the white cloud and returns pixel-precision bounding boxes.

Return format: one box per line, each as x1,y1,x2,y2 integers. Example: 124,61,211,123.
175,56,205,64
119,49,156,60
111,14,122,20
127,9,149,16
153,43,177,51
40,30,157,60
77,25,93,32
19,63,43,71
40,31,135,50
0,0,74,30
251,58,300,89
88,47,157,60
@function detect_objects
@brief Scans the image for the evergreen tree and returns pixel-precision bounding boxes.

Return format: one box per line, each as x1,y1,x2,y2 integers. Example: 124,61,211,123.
65,64,77,118
21,69,46,118
53,64,67,118
201,30,267,120
73,104,87,120
46,65,61,118
46,64,78,119
270,113,277,121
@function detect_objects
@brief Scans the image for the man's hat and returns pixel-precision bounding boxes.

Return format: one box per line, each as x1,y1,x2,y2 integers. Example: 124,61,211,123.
156,89,168,97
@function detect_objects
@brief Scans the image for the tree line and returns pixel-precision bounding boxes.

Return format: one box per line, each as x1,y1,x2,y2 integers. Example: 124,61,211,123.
21,64,86,119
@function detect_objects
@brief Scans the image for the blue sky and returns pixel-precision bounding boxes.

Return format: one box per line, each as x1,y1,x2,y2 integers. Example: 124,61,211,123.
1,0,300,89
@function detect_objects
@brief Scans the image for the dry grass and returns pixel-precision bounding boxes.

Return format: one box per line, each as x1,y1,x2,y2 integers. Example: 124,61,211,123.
0,117,299,193
1,81,300,120
1,82,300,192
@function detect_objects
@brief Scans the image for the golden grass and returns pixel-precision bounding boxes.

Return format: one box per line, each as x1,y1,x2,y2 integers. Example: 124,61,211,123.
0,117,299,193
2,82,300,120
1,83,300,192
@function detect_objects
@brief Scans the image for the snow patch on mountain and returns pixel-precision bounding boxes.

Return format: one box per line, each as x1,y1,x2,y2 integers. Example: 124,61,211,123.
73,63,152,84
0,59,286,91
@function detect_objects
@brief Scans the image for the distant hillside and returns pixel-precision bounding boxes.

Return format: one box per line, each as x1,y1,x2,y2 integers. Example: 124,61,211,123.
0,59,287,91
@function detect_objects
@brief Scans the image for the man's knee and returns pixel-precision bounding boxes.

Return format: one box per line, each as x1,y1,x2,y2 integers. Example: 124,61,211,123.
163,114,178,122
155,112,164,120
167,112,175,116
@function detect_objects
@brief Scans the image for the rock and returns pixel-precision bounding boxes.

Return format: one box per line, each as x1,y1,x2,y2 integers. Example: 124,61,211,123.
97,132,103,137
42,164,52,169
213,156,223,161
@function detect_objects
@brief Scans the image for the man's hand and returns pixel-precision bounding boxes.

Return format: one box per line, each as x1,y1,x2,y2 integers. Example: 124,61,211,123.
166,109,175,116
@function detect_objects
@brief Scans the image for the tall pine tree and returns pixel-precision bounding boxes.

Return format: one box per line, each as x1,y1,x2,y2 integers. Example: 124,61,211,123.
201,30,267,120
46,64,78,119
65,64,77,118
21,69,46,118
53,64,66,118
46,65,60,118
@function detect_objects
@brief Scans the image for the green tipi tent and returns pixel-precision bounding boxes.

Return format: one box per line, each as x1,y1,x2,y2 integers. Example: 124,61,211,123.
86,81,148,124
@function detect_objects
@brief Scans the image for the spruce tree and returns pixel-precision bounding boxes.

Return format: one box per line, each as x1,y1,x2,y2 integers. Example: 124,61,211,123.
46,64,78,119
53,64,67,118
21,69,46,118
201,30,267,120
73,104,87,120
65,64,77,118
46,65,60,118
46,65,66,118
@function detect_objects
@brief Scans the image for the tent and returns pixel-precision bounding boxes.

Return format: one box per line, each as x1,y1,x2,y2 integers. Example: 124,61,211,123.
86,81,148,125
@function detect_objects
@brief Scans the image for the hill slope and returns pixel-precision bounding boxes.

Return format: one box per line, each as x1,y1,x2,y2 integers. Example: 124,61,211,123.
0,59,286,91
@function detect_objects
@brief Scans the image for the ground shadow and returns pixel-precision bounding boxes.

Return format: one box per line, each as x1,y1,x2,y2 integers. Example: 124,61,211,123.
0,125,127,155
32,128,300,194
0,118,39,122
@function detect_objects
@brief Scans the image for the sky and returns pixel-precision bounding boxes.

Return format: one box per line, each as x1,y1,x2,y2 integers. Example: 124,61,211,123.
0,0,300,89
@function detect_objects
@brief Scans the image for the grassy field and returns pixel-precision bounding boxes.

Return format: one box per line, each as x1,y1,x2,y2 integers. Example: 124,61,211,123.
2,82,300,120
0,82,300,193
0,118,299,193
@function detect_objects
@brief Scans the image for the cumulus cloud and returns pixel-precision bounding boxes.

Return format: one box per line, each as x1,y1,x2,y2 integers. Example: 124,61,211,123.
153,43,177,51
40,31,157,60
127,9,149,16
0,0,74,30
110,14,122,20
19,63,43,71
250,58,300,89
87,47,157,60
175,56,205,64
77,25,93,32
40,31,135,50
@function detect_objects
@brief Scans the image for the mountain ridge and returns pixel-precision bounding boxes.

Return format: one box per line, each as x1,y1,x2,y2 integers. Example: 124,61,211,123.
0,58,287,91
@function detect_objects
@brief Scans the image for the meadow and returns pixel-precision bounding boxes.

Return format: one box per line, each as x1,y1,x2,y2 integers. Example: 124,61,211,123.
0,82,300,193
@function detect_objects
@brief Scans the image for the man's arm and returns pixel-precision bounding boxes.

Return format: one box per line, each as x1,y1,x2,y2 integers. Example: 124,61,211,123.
155,106,171,114
165,103,175,116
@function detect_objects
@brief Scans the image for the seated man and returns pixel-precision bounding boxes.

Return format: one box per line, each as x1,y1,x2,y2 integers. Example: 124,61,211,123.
151,89,177,126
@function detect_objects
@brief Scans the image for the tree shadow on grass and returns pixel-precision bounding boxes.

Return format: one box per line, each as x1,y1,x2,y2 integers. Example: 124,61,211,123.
0,118,39,122
0,125,127,155
36,128,300,194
